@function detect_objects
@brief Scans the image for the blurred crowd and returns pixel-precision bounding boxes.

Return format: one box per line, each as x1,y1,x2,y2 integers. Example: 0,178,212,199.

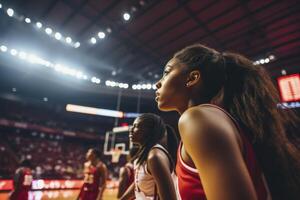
0,98,127,180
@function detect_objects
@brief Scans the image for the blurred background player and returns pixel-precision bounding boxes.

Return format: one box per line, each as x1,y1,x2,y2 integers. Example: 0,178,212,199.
120,113,178,200
77,148,108,200
9,159,33,200
117,146,139,199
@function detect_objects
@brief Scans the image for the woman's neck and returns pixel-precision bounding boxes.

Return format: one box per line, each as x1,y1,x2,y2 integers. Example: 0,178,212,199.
178,97,210,114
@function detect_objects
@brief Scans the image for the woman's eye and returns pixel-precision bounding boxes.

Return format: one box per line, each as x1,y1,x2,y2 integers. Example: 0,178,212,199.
163,71,169,76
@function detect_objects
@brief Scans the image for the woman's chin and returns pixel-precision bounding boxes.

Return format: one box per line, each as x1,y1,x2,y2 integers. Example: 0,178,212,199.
157,102,173,112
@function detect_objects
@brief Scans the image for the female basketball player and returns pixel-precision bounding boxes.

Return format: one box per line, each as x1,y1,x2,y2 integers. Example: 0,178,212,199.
120,113,178,200
77,148,107,200
117,147,139,198
9,159,33,200
155,44,300,200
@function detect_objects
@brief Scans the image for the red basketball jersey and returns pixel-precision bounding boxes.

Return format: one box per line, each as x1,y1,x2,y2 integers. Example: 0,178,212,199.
78,163,103,200
175,104,271,200
10,167,32,200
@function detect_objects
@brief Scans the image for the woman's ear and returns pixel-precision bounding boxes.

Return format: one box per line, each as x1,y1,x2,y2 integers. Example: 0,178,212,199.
186,70,201,87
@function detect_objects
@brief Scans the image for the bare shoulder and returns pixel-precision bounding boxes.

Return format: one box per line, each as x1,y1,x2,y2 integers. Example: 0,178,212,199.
119,166,127,177
147,148,169,165
179,105,231,128
178,105,240,156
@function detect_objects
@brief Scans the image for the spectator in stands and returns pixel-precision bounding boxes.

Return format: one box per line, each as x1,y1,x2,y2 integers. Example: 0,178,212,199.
9,159,33,200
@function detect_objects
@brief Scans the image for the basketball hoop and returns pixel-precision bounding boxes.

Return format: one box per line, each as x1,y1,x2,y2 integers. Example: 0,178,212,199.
111,148,122,163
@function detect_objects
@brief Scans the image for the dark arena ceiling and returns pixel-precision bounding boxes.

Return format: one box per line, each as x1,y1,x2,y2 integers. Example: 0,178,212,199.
0,0,299,113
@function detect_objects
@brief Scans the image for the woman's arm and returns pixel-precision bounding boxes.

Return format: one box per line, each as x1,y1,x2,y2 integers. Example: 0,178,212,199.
117,166,129,198
96,163,108,200
147,148,177,200
179,106,257,200
119,182,135,200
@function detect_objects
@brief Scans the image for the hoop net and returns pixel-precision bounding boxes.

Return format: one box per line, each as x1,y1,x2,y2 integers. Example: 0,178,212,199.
111,148,122,163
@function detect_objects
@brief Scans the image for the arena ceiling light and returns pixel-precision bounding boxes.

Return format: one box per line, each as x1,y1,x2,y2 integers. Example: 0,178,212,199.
89,28,112,46
253,55,275,65
123,13,131,21
24,17,31,23
10,49,18,56
0,43,91,82
0,44,135,90
105,80,129,89
55,32,62,40
0,45,8,52
1,3,80,49
6,8,14,17
90,37,97,44
45,27,53,35
65,37,72,44
36,22,42,29
74,42,80,48
132,83,156,90
98,32,106,39
91,76,101,84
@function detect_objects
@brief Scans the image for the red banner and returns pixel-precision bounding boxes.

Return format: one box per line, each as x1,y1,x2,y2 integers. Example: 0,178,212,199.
0,179,118,191
278,74,300,102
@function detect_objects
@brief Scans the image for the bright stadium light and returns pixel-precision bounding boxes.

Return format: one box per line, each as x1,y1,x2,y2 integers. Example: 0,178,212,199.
45,27,52,35
123,13,130,21
66,37,72,43
2,44,95,84
98,32,105,39
90,37,96,44
105,80,111,86
0,3,2,9
146,84,152,90
25,18,31,23
264,58,270,63
36,22,42,28
269,55,275,60
0,45,8,52
55,32,62,40
74,42,80,48
10,49,17,56
7,8,14,17
259,59,265,64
